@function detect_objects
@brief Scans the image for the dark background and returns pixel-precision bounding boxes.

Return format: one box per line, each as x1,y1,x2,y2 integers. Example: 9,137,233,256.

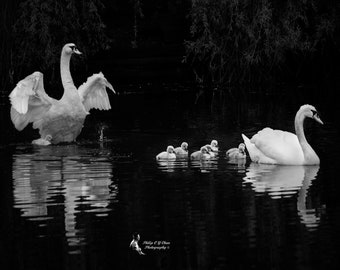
1,0,339,98
1,2,340,270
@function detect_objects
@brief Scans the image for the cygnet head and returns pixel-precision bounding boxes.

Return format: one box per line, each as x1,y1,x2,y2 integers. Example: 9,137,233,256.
63,43,82,55
299,104,323,125
211,140,218,147
167,145,175,153
200,146,208,154
181,142,188,150
238,143,246,153
205,144,213,152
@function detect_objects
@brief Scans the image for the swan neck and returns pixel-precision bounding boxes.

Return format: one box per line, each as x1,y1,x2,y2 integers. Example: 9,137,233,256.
294,107,320,164
295,109,318,164
60,51,76,94
295,111,307,145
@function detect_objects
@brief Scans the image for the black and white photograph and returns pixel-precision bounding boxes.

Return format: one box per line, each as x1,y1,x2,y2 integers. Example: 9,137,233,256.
0,0,340,269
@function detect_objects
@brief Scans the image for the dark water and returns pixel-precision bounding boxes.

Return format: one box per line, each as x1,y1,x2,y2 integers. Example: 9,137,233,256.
1,86,340,269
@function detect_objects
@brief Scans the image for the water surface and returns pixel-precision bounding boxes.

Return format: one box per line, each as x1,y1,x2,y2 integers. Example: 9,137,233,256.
1,86,340,269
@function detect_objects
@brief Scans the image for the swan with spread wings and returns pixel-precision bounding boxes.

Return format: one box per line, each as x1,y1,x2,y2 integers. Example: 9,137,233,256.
9,43,115,144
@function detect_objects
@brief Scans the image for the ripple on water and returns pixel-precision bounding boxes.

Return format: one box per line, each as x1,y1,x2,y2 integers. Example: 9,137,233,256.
11,143,119,253
156,156,219,173
243,163,322,229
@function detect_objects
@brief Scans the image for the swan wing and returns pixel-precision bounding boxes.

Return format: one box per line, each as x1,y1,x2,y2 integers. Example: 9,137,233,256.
78,72,115,112
242,134,276,164
9,72,55,131
249,128,304,164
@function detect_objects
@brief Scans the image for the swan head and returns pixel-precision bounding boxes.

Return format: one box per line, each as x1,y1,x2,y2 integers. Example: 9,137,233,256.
63,43,82,55
166,145,175,154
300,105,323,125
181,142,188,150
211,140,218,147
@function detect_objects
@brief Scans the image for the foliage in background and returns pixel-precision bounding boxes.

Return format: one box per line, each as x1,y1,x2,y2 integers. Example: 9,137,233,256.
11,0,111,89
0,0,20,93
184,0,338,90
130,0,144,48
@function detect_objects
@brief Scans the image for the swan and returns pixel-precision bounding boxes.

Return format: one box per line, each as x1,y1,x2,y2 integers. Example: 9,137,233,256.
9,43,115,144
242,105,323,165
156,146,176,160
190,146,211,160
174,142,188,155
226,143,246,159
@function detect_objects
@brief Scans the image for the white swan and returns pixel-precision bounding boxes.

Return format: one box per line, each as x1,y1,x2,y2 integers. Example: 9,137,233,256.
174,142,188,155
156,146,176,160
226,143,246,159
9,43,115,144
242,105,323,165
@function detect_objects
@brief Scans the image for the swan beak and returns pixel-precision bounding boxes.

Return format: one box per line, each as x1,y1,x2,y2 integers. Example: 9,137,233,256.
74,48,82,55
314,115,324,125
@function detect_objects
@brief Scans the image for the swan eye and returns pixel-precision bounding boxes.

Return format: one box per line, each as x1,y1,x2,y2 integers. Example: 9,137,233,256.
311,110,317,116
69,45,76,51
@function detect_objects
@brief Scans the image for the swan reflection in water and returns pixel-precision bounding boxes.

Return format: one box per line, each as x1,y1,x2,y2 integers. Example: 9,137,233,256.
12,144,117,252
243,164,322,229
